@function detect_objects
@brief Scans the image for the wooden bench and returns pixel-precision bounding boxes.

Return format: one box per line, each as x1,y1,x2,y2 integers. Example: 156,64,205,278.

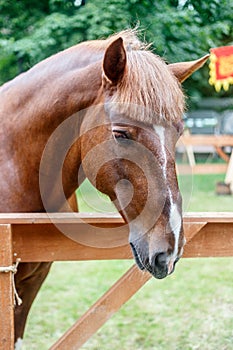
1,212,233,349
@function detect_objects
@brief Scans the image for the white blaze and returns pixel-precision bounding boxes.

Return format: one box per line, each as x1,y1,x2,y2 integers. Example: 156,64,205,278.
153,124,181,259
153,125,167,179
15,338,23,350
169,202,182,257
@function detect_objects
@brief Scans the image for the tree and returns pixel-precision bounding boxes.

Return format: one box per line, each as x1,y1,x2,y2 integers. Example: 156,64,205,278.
1,0,233,100
148,0,233,101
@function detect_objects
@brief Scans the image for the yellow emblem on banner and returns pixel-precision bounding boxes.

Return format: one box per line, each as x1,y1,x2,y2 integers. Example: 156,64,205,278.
209,46,233,92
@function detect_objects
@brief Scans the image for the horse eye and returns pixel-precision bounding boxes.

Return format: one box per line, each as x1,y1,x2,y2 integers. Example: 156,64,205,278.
112,130,130,141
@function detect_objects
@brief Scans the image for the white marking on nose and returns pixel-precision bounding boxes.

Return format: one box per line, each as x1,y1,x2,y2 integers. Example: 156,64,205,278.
154,125,182,259
169,202,182,258
15,338,23,350
153,125,173,202
153,125,167,179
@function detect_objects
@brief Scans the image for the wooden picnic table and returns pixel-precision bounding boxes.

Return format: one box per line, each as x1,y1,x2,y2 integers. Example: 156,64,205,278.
176,134,233,189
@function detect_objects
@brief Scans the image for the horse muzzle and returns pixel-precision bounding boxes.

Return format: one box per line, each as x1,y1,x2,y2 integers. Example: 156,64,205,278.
130,242,180,279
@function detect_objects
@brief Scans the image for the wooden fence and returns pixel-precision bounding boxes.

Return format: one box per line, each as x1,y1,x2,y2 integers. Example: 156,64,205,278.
1,212,233,349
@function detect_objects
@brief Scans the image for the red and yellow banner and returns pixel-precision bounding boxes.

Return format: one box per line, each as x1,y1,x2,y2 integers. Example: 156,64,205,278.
209,46,233,92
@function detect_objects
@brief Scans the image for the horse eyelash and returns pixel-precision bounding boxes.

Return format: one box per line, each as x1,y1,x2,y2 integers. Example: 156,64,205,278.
112,129,131,140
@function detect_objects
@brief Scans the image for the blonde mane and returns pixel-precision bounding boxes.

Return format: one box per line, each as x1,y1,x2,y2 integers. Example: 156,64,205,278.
104,30,185,124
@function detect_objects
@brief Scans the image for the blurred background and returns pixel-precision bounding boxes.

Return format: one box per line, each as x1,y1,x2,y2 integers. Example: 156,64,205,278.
0,0,233,100
1,2,233,349
1,0,233,134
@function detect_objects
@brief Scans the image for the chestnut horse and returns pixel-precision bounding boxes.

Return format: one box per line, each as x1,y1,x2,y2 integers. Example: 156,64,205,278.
0,30,208,348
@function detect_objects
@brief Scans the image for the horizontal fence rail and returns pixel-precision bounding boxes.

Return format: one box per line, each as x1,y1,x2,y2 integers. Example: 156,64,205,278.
1,212,233,349
0,212,231,262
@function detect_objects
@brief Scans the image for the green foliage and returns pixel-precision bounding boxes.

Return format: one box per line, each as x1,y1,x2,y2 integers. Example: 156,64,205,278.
1,0,233,99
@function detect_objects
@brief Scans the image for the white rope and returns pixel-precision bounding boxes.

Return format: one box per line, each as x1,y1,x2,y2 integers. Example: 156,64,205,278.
0,258,22,306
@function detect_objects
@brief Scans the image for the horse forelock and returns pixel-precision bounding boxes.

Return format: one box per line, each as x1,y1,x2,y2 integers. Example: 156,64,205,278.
104,31,185,124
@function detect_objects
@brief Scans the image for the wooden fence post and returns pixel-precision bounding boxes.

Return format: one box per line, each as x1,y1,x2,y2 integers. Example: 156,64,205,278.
0,224,14,350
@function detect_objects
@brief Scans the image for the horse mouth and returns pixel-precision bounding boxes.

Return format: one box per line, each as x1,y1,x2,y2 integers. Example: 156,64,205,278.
130,242,145,271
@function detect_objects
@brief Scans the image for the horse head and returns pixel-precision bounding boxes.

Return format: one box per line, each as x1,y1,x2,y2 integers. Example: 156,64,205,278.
80,35,209,279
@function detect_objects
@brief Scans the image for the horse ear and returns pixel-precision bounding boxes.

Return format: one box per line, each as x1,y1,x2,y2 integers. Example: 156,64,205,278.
168,54,210,83
103,37,126,85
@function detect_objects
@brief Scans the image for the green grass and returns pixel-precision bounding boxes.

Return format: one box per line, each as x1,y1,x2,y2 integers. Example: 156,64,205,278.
77,179,117,213
23,174,233,349
24,259,233,350
77,174,232,213
179,173,232,212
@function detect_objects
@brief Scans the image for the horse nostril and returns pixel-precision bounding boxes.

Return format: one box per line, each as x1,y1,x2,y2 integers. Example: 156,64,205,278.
153,252,167,268
149,252,169,279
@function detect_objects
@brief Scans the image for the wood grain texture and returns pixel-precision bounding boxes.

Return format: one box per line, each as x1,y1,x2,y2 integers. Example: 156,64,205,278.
0,225,14,350
12,223,132,262
8,212,233,262
0,211,231,223
183,222,233,257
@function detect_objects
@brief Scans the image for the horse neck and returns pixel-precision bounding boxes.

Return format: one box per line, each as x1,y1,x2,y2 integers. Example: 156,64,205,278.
2,63,102,126
0,48,104,211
